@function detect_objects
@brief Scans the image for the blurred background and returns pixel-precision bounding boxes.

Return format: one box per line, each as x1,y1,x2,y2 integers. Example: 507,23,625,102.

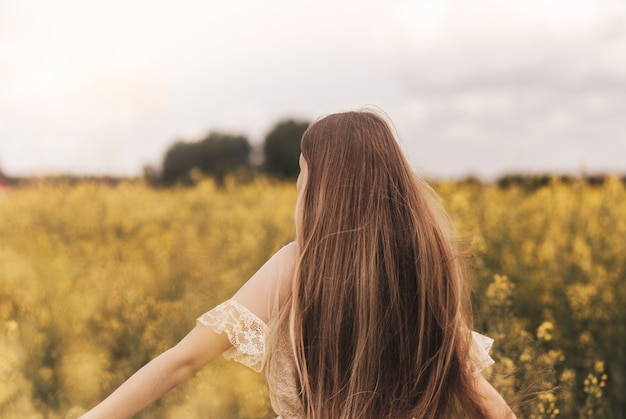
1,0,624,181
1,1,626,418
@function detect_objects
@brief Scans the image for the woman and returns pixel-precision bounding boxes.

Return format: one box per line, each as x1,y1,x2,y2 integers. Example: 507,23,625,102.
82,110,515,418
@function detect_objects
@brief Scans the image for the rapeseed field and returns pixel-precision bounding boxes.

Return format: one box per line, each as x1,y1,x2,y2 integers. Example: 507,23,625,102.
0,176,623,418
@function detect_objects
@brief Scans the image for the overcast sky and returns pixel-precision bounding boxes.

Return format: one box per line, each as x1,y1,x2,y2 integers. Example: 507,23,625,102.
1,0,625,179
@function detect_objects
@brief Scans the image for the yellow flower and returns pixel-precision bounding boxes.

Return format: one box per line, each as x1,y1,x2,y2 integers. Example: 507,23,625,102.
536,321,554,341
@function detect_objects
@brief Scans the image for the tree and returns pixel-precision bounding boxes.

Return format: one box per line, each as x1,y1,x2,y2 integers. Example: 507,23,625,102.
263,119,309,179
161,132,251,185
0,165,7,186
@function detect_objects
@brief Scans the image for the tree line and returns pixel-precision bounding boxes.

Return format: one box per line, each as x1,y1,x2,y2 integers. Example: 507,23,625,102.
146,116,626,189
146,119,310,186
2,114,624,188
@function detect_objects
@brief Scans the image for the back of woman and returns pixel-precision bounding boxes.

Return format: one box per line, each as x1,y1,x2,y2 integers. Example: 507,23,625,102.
80,110,515,419
283,111,491,418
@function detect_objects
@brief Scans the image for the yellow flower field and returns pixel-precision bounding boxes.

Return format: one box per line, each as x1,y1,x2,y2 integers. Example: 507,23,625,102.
0,176,624,418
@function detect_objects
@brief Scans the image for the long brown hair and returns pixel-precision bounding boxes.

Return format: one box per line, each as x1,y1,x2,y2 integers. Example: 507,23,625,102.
288,110,486,418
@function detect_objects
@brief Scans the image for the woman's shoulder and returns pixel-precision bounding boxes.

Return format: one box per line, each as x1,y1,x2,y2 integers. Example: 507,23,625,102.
276,241,297,265
231,241,297,322
251,241,297,282
274,241,297,285
271,241,297,308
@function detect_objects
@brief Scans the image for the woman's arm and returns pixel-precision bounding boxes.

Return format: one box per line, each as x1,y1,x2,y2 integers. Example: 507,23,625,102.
81,242,296,418
474,373,517,418
82,239,508,418
80,326,231,419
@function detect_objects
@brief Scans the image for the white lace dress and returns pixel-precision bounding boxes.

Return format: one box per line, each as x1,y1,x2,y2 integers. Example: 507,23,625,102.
197,299,495,419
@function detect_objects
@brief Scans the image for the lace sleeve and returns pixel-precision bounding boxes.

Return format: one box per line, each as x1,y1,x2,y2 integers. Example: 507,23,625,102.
197,299,270,372
470,331,495,374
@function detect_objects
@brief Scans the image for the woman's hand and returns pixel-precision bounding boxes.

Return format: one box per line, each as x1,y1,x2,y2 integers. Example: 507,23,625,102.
474,373,517,419
80,326,231,419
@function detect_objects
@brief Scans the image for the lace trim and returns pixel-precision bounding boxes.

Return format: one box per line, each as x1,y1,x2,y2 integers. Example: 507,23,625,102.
197,299,494,378
197,299,270,372
470,331,495,373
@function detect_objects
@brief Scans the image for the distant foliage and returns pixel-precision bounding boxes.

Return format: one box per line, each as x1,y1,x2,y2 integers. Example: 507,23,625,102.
262,119,309,179
0,166,8,186
495,173,625,190
0,176,624,417
161,132,251,185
